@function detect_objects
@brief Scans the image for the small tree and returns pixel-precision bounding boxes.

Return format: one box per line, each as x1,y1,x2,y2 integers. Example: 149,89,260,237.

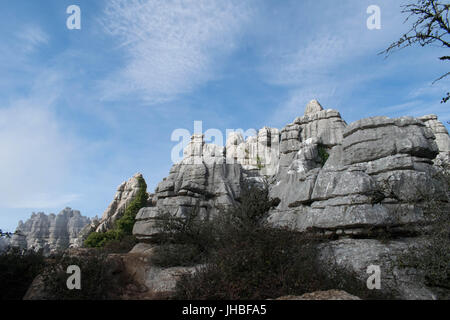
381,0,450,103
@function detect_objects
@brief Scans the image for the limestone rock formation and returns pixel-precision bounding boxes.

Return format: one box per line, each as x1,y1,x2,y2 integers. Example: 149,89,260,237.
130,99,449,299
95,173,146,233
268,115,444,235
133,134,244,241
10,208,90,255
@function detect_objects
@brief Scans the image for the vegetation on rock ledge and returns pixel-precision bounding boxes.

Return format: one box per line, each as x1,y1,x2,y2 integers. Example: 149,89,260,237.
84,176,148,249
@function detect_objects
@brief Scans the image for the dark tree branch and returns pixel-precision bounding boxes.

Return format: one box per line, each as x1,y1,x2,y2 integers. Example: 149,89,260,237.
381,0,450,103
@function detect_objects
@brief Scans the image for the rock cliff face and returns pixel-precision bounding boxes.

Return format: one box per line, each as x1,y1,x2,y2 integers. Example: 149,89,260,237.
131,99,450,299
269,115,444,234
10,208,90,255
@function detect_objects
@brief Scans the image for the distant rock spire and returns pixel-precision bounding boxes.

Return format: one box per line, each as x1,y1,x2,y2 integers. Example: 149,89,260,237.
305,99,324,116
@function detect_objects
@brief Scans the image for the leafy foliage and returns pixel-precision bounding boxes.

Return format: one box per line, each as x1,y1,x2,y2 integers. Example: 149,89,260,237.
318,144,329,166
256,155,265,170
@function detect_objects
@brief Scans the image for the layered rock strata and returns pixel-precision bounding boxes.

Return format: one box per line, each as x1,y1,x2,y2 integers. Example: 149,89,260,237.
130,99,449,299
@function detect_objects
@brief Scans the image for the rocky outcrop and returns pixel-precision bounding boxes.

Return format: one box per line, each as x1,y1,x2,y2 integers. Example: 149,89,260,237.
133,100,350,241
318,238,438,300
95,173,146,233
268,115,444,236
276,100,346,177
130,99,449,299
10,208,90,255
133,134,244,241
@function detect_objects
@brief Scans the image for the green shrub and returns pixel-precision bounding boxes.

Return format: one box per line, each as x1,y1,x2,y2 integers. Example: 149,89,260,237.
84,230,124,248
318,144,329,166
115,177,148,234
256,156,265,170
84,176,147,250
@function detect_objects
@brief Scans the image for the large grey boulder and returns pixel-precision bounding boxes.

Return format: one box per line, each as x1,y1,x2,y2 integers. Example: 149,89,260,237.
342,116,438,165
10,208,90,255
319,238,439,300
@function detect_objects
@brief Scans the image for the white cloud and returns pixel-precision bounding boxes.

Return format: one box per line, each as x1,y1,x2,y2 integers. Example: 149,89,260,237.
100,0,254,103
17,25,49,53
0,73,82,209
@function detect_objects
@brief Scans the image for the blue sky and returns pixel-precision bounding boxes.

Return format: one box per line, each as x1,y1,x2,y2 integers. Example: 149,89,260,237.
1,0,449,231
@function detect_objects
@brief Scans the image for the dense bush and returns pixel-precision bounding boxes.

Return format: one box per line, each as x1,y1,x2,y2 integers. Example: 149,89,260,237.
173,225,391,300
398,165,450,293
41,250,129,300
84,176,147,249
152,181,386,300
0,248,46,300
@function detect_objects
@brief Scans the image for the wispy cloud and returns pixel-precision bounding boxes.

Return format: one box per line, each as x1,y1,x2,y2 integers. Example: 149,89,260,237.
100,0,254,103
0,72,82,209
16,25,49,53
258,0,448,126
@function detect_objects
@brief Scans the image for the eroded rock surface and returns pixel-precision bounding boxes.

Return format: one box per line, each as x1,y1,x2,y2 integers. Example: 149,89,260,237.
130,99,449,299
10,208,90,255
134,134,244,241
95,173,146,233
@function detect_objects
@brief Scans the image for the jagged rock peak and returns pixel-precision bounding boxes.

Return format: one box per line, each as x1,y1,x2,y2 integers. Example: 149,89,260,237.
9,208,91,255
305,99,324,115
94,173,147,233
